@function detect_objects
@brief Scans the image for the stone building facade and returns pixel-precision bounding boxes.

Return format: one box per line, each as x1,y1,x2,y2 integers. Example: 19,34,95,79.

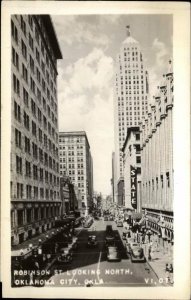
11,15,62,245
140,61,174,250
114,26,149,204
59,131,94,216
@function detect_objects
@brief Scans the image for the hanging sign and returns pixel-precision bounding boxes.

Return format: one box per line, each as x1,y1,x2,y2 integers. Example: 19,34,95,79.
130,166,137,209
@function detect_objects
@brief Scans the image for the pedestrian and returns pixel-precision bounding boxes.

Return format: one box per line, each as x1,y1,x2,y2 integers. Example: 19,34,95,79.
165,263,170,283
148,245,152,261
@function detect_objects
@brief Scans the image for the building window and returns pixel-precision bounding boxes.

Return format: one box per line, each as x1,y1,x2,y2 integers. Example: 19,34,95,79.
14,101,21,122
33,165,38,180
26,185,32,199
13,74,20,95
22,63,28,83
17,183,23,199
11,20,18,43
166,172,170,188
25,160,31,177
160,175,163,188
20,16,26,35
25,136,30,154
15,128,22,148
135,133,140,140
32,121,36,136
21,40,27,60
12,47,19,70
23,87,29,106
16,155,22,174
23,111,30,130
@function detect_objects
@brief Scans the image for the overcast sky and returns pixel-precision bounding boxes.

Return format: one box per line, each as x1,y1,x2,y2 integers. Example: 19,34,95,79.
51,14,173,196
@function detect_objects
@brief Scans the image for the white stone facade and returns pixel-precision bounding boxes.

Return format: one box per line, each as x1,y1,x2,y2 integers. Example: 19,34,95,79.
11,15,62,245
59,131,94,215
114,26,149,202
140,61,173,242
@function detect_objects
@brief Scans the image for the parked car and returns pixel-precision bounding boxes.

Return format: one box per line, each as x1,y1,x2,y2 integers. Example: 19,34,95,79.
117,221,123,227
129,242,145,262
122,231,127,240
126,238,135,253
84,218,94,228
107,246,121,262
104,216,108,221
57,247,73,263
87,235,98,247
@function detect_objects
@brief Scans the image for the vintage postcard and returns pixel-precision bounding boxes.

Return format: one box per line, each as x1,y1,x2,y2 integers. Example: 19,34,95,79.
1,1,190,299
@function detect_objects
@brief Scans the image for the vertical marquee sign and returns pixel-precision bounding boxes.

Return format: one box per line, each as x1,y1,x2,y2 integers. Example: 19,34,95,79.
130,166,137,209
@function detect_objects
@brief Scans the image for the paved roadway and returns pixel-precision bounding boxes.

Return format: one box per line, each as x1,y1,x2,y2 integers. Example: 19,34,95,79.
45,219,162,287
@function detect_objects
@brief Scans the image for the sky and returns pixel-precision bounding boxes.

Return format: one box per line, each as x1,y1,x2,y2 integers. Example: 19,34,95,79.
51,14,173,196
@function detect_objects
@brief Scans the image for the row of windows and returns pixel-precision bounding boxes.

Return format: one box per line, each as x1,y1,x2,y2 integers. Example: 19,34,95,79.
12,54,57,114
14,102,58,150
59,145,84,150
12,17,57,82
15,154,59,175
59,137,85,143
11,204,60,227
117,90,145,95
12,33,57,114
143,173,171,189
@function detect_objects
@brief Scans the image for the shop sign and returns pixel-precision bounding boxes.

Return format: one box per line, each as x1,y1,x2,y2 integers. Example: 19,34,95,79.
130,166,137,209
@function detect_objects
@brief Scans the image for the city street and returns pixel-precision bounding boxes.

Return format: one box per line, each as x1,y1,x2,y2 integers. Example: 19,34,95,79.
45,219,162,287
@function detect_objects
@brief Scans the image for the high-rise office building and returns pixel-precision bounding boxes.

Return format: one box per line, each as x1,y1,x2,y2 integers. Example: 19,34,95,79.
114,26,149,202
11,15,62,245
59,131,93,216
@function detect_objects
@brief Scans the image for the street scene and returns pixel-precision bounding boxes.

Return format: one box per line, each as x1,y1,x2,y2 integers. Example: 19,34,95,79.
10,13,174,289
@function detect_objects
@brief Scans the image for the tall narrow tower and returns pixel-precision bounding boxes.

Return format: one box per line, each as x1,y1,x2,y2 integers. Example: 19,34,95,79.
114,26,149,203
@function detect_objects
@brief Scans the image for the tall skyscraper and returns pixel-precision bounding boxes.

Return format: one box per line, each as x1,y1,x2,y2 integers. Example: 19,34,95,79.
114,26,149,202
59,131,94,216
11,15,62,245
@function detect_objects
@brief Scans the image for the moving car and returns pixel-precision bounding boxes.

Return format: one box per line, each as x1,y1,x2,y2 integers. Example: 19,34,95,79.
105,235,115,247
106,225,113,234
57,247,73,263
87,235,98,247
129,242,145,262
107,246,121,262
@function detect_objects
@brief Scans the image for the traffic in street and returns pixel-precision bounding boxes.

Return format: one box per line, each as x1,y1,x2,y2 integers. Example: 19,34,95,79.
44,216,161,287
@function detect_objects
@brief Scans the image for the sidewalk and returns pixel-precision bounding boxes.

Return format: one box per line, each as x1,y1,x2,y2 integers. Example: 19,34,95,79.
11,228,61,256
146,245,173,286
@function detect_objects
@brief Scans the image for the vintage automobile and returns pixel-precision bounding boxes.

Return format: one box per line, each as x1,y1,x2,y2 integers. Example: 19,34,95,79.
87,235,98,247
107,246,121,262
122,231,127,240
83,217,94,228
104,216,108,221
128,242,145,262
57,247,73,263
105,235,116,247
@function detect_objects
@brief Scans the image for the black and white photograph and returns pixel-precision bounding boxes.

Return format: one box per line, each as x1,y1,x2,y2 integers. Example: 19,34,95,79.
1,1,190,299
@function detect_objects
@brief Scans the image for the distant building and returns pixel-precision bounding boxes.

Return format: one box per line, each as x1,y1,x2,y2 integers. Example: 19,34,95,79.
59,131,93,216
11,15,62,245
140,60,174,249
114,25,149,204
60,175,81,216
117,177,124,207
122,127,141,212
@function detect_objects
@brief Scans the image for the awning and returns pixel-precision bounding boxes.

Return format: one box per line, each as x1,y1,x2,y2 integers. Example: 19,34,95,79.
131,213,142,220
